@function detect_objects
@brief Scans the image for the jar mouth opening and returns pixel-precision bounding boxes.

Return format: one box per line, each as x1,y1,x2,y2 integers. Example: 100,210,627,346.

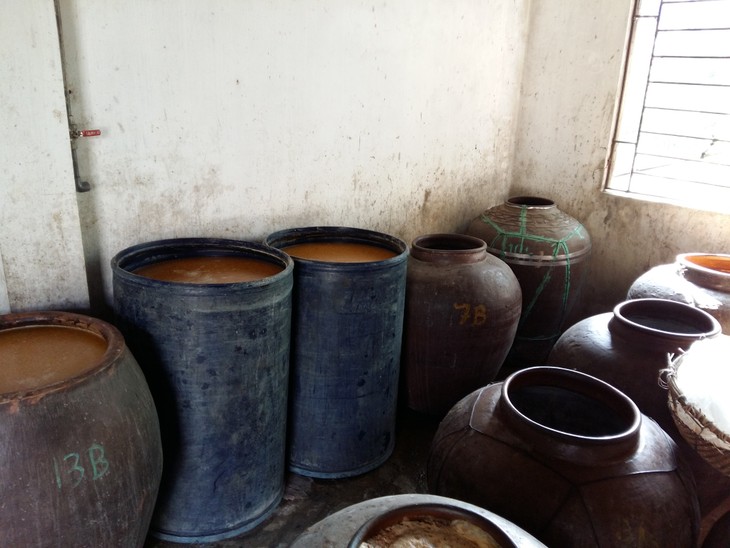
111,237,294,287
0,311,122,401
412,233,486,253
677,253,730,277
505,196,556,209
265,226,408,266
501,366,641,444
615,298,721,340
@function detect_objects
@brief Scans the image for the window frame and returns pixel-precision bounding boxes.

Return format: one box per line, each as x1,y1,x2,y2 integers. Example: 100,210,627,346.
603,0,730,215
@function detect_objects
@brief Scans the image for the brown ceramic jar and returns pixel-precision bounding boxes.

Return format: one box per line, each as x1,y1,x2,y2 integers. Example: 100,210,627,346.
401,234,522,415
628,253,730,332
0,311,162,547
428,366,700,547
466,196,591,369
548,298,727,546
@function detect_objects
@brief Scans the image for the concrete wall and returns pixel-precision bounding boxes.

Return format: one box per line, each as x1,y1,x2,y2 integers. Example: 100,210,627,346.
57,0,530,310
2,0,729,317
0,0,89,312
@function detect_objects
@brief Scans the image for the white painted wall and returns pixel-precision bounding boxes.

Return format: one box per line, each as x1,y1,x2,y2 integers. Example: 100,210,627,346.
58,0,530,310
0,0,89,312
2,0,728,318
511,0,730,318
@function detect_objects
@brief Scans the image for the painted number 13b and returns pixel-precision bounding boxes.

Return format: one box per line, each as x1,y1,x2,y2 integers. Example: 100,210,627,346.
52,443,110,490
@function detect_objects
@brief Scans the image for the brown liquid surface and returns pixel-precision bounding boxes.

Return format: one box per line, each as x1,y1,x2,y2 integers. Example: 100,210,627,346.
686,255,730,274
134,256,283,283
0,326,107,394
281,242,397,263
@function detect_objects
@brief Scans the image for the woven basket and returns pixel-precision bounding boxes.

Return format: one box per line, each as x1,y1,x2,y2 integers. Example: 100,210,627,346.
664,354,730,477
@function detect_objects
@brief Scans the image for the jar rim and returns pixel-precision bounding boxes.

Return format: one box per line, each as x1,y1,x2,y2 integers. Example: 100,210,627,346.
676,253,730,290
264,226,408,268
0,311,123,402
111,237,294,289
614,298,721,341
500,366,641,463
677,253,730,273
504,196,556,209
411,233,487,253
346,502,519,548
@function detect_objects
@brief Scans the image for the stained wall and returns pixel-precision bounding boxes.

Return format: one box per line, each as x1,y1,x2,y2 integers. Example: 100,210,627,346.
2,0,729,318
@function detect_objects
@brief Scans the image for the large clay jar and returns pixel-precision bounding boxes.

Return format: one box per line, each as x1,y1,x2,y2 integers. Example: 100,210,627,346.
401,233,522,416
548,298,726,546
0,311,162,547
466,196,591,369
428,366,700,547
628,253,730,332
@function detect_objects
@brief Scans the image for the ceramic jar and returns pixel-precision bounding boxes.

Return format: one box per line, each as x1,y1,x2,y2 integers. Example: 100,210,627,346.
548,298,727,546
628,253,730,332
401,234,522,416
428,366,700,547
466,196,591,369
548,298,720,427
0,311,162,547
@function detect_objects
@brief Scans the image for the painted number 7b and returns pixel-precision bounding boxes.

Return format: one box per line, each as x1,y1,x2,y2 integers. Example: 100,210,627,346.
453,303,488,326
52,443,110,490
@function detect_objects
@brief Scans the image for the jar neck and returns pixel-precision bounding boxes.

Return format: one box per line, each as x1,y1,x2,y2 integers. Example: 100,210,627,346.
504,196,557,210
610,298,721,351
498,367,641,465
677,253,730,292
410,234,488,265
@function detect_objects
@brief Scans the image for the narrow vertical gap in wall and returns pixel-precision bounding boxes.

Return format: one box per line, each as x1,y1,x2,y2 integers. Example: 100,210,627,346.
0,248,11,314
53,0,109,318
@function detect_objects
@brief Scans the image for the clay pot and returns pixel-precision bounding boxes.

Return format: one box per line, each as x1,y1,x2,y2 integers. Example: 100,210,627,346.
466,196,591,369
401,233,521,415
548,298,720,426
0,311,162,547
428,366,700,547
548,298,726,545
628,253,730,332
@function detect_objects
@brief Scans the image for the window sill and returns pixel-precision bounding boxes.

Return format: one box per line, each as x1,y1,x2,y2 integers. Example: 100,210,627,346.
602,187,730,216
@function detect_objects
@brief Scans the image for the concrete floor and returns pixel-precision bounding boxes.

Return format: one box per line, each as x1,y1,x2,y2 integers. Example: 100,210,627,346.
144,408,441,548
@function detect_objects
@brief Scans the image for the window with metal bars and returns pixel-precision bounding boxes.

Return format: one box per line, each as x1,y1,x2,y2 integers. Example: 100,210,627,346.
605,0,730,213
